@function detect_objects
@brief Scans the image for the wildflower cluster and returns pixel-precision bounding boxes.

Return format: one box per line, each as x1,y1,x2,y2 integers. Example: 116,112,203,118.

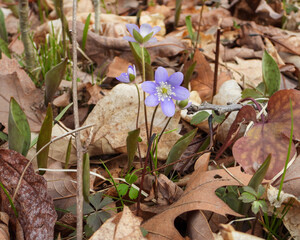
117,24,190,117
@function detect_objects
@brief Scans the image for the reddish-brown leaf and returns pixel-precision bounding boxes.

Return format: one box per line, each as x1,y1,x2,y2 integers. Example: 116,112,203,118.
0,149,57,240
233,89,300,179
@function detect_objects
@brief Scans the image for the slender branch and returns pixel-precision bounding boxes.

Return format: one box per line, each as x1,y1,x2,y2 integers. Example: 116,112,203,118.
19,0,35,71
212,28,221,101
187,102,243,115
134,83,141,129
193,0,205,55
71,1,84,238
12,124,94,201
93,0,101,34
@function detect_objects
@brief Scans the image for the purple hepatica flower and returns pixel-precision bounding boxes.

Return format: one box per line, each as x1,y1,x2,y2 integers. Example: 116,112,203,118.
116,65,136,83
141,67,190,117
124,23,161,44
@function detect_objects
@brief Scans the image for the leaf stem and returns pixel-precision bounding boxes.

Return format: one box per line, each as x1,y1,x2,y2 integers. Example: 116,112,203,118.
277,98,293,200
149,105,158,138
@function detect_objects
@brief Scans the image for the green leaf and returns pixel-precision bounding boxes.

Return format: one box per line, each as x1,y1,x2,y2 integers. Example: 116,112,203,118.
257,200,268,213
36,104,53,174
125,173,138,185
0,38,11,58
191,111,210,125
97,197,113,211
241,88,264,99
248,154,271,191
64,137,72,169
185,15,194,40
129,42,153,80
243,186,257,197
133,29,144,44
164,128,197,175
0,181,18,217
117,184,129,196
126,128,140,171
83,152,90,202
55,102,73,122
0,9,8,42
262,50,280,96
0,131,8,142
175,0,182,27
239,192,256,203
82,13,91,51
257,185,265,199
251,201,261,214
45,58,68,105
87,212,102,231
89,192,103,209
212,111,225,124
183,61,196,88
128,186,139,200
8,97,31,156
143,32,154,43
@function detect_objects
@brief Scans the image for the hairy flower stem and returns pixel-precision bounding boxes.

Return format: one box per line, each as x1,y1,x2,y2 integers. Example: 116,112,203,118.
137,133,156,216
141,46,150,142
134,83,143,165
134,83,141,129
149,105,158,138
152,117,172,156
19,0,35,72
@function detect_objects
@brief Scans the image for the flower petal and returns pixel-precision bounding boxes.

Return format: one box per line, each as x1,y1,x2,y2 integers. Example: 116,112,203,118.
127,65,136,76
145,94,159,107
141,81,157,94
152,26,161,36
126,24,140,37
155,67,168,84
167,72,183,86
116,73,130,83
161,99,175,117
146,37,157,43
123,36,137,42
172,86,190,100
140,24,153,37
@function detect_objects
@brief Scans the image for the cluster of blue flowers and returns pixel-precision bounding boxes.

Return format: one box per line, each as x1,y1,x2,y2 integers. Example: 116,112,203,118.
116,24,190,117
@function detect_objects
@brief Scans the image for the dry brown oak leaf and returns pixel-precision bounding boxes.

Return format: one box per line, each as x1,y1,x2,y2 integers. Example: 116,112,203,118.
142,166,253,240
0,149,57,240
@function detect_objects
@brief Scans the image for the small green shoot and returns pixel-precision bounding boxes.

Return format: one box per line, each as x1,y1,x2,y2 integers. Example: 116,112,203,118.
82,13,91,52
126,128,140,171
239,185,268,214
0,181,18,217
117,171,141,200
83,152,90,202
8,97,31,157
262,50,280,96
37,104,53,174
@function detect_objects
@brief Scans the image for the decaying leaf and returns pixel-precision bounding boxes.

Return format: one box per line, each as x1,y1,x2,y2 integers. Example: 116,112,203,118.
81,84,182,159
0,212,9,240
0,57,44,132
85,83,109,105
266,185,300,239
0,149,57,239
233,89,300,179
90,205,146,240
142,167,253,239
219,224,264,240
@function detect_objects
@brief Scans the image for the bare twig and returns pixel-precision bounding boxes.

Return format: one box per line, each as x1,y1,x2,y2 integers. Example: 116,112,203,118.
93,0,102,34
212,28,221,101
187,102,243,115
19,0,35,71
71,1,84,238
